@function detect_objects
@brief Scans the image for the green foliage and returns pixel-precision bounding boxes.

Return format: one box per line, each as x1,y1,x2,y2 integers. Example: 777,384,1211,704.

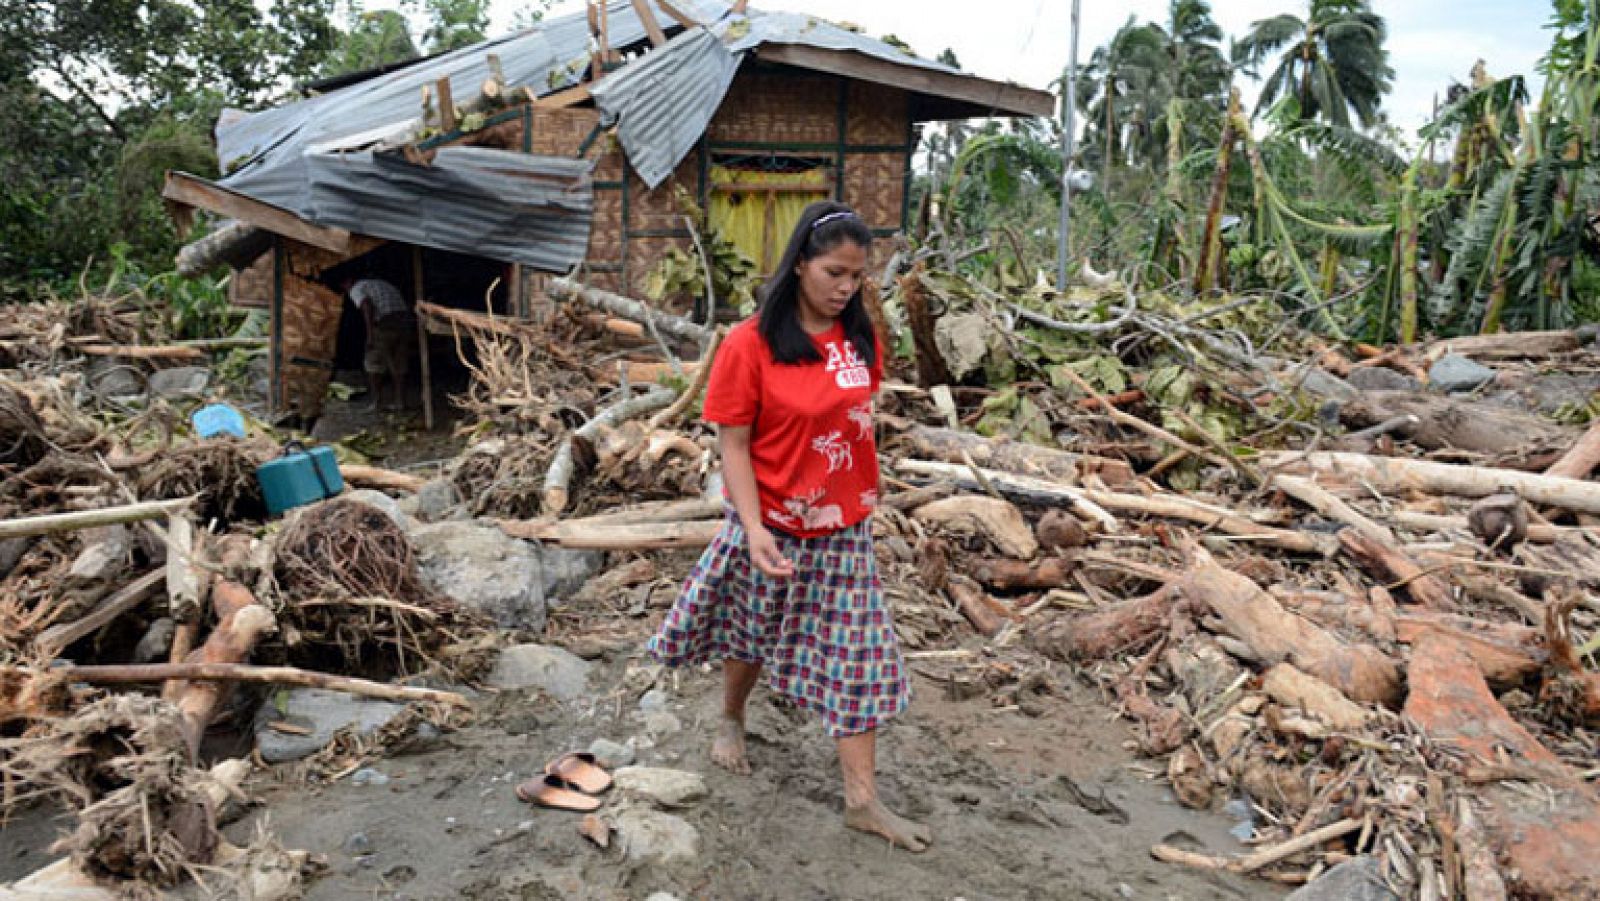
1235,0,1395,129
643,190,761,316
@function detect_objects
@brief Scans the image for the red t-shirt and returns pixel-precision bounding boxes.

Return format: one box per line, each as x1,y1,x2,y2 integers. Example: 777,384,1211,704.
702,318,882,538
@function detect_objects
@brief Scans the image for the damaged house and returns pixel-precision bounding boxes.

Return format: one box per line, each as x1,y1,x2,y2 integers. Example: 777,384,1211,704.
163,0,1052,421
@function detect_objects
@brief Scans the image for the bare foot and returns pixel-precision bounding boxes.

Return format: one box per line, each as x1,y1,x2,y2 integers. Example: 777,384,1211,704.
845,799,931,852
710,715,750,775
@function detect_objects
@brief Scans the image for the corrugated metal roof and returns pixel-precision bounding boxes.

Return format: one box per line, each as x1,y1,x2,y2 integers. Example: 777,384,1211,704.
590,27,741,189
201,0,1040,267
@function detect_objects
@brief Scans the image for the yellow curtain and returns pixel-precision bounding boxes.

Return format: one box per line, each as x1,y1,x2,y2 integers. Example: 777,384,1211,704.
708,164,831,274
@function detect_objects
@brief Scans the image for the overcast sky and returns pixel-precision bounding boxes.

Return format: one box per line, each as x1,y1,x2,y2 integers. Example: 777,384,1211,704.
470,0,1555,139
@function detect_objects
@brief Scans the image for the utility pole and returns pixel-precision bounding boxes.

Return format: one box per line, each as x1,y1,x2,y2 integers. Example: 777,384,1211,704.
1056,0,1082,291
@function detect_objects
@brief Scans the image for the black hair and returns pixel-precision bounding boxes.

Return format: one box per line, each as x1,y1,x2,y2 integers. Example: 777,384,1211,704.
758,200,876,367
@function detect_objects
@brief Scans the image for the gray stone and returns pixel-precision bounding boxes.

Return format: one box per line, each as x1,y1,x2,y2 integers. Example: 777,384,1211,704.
340,490,412,532
643,712,682,739
67,526,130,581
1347,367,1420,393
1428,354,1496,394
409,478,461,523
133,617,175,664
1286,857,1397,901
254,688,406,763
1296,368,1360,401
486,644,593,701
148,366,211,400
645,894,682,901
351,767,390,787
343,832,372,856
410,521,546,631
0,537,29,579
613,807,699,864
614,767,708,809
540,547,606,604
639,689,670,714
588,738,635,769
86,359,145,399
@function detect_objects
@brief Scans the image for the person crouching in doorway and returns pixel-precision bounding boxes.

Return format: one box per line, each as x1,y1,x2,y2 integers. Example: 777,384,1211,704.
343,275,416,412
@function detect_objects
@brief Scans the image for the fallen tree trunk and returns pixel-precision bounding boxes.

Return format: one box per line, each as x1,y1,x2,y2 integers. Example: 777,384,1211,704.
1031,586,1179,660
1339,391,1574,460
1264,451,1600,515
339,465,426,493
1273,474,1395,544
1179,548,1401,704
1389,510,1569,544
1337,528,1455,609
896,459,1332,555
903,425,1134,487
500,518,722,550
0,498,194,540
171,580,277,758
548,277,710,345
911,495,1039,559
968,555,1076,591
899,267,952,388
56,663,472,709
78,344,205,361
1395,613,1546,684
946,574,1007,637
1545,419,1600,481
1425,330,1579,359
542,387,677,515
1404,632,1561,770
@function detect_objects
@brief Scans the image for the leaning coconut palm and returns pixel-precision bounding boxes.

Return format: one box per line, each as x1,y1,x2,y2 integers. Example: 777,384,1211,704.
1235,0,1394,129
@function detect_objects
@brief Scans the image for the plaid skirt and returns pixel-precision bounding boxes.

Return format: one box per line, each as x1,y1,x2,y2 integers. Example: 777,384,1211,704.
646,514,909,737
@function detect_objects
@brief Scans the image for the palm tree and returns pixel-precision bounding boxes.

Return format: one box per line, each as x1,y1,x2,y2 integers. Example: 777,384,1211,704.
1235,0,1394,129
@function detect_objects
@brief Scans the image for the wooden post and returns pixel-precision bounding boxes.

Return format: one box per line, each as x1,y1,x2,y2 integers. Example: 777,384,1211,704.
587,2,602,80
435,78,457,132
509,263,524,319
413,246,434,430
630,0,667,47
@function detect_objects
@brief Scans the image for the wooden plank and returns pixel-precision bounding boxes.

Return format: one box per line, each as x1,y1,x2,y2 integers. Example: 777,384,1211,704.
754,44,1055,119
34,570,166,656
630,0,667,48
162,173,351,254
413,246,434,431
655,0,699,29
530,83,593,109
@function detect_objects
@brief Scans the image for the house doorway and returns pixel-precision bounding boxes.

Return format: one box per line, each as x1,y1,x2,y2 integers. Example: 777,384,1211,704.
708,154,833,275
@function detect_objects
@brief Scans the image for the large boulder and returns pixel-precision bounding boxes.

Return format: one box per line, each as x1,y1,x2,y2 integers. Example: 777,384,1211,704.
254,688,406,763
614,767,707,809
410,521,547,631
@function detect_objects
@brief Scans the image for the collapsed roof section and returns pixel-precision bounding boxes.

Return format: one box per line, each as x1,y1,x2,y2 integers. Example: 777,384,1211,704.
170,0,1054,270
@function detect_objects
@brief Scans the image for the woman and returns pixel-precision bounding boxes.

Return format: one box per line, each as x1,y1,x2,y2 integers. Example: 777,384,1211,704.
647,201,930,852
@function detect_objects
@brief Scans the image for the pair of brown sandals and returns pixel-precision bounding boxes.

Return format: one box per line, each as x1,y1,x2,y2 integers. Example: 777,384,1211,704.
514,752,613,812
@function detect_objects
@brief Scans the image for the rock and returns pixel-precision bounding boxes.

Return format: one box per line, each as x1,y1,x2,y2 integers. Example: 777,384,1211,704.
588,738,635,769
486,644,593,701
350,767,390,787
1297,368,1360,401
1428,354,1496,394
540,547,606,604
639,689,670,714
254,688,407,763
343,832,373,856
613,807,699,864
147,366,211,400
0,537,29,579
67,526,130,581
341,490,412,532
407,478,461,523
1347,367,1420,393
86,359,144,399
643,712,681,739
410,521,547,631
133,617,175,664
1286,857,1396,901
1035,509,1088,551
614,767,708,809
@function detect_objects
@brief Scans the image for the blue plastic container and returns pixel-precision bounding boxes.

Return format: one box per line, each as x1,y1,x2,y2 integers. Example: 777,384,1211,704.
192,403,246,439
257,443,344,516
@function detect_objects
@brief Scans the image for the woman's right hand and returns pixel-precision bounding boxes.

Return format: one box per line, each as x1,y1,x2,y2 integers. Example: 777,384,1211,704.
746,525,795,579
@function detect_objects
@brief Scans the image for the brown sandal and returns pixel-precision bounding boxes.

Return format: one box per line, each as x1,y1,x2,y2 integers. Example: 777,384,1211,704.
515,773,602,812
544,751,613,794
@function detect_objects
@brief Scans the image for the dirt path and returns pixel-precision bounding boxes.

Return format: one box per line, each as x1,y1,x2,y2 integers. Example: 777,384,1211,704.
219,652,1283,901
